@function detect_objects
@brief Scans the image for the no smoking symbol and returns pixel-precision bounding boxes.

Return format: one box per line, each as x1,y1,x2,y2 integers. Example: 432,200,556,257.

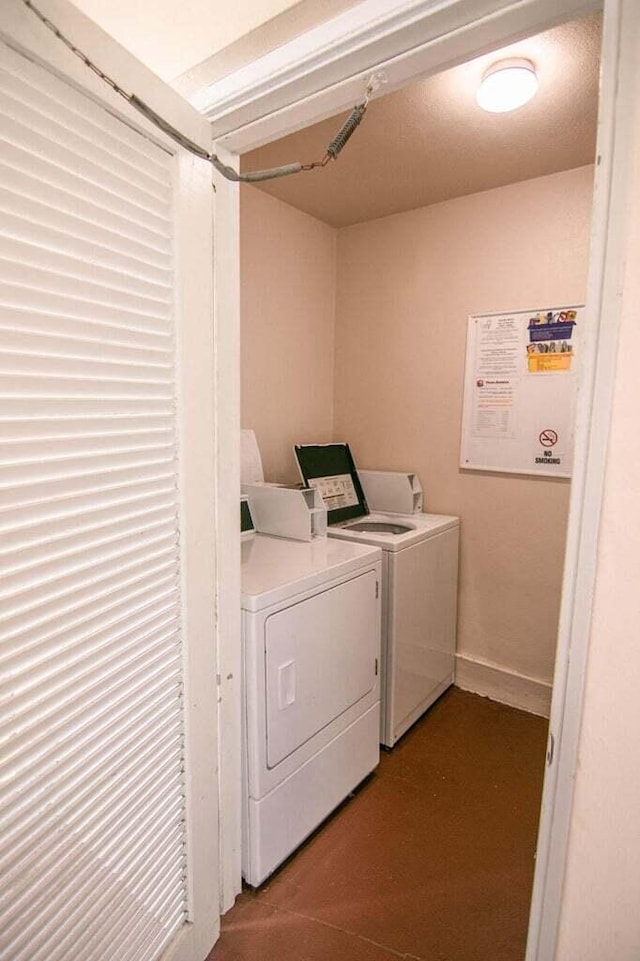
539,429,558,447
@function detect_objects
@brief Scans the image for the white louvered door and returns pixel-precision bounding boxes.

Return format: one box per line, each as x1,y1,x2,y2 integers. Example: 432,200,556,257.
0,30,218,961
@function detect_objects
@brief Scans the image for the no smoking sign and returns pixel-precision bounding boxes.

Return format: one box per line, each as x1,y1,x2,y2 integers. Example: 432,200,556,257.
535,429,562,467
539,429,558,448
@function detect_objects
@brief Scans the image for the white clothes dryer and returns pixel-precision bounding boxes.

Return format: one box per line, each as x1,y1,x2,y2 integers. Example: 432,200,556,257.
294,444,459,748
241,527,382,886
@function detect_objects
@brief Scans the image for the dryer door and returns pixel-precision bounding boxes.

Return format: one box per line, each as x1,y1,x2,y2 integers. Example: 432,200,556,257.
265,570,378,768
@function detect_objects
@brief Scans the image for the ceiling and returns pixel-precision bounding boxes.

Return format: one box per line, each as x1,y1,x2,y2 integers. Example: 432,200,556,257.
241,13,601,229
69,0,302,80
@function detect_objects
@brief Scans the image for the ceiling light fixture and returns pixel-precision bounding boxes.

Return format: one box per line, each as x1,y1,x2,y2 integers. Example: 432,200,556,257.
476,58,538,113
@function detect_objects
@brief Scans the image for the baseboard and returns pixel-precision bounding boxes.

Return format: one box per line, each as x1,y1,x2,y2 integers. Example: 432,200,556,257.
454,653,552,718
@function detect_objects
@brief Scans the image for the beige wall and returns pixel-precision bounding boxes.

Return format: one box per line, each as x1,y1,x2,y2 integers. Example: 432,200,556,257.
241,185,336,483
334,166,594,686
241,167,593,687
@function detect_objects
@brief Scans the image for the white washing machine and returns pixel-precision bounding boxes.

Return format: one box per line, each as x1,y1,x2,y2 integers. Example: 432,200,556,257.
241,519,382,886
294,444,459,748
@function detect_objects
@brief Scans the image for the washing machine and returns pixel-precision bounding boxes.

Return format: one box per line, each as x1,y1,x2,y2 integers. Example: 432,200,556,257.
241,508,382,886
294,443,459,748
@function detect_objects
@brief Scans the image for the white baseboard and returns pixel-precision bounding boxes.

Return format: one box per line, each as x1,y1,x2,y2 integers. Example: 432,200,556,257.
454,653,552,718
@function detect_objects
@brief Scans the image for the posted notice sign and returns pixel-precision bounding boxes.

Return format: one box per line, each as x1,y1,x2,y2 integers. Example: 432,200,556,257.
460,305,584,477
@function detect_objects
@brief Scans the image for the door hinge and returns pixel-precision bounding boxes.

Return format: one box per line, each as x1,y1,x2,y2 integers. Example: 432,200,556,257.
375,658,379,676
375,580,379,599
546,731,555,766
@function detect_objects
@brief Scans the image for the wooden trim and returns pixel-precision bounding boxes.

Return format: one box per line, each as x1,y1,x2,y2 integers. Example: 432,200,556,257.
174,0,359,102
455,655,552,718
211,147,243,915
525,1,639,956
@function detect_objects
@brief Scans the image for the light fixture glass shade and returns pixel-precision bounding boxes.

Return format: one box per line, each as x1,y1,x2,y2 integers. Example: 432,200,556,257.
476,58,538,113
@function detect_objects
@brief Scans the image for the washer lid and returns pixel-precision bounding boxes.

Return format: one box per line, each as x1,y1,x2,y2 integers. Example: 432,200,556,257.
294,442,368,525
332,511,459,550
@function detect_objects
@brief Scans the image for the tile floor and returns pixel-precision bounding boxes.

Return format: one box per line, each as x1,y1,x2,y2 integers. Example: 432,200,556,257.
208,689,548,961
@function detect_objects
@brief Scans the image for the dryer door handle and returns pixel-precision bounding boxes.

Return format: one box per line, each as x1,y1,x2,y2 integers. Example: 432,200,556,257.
277,659,296,709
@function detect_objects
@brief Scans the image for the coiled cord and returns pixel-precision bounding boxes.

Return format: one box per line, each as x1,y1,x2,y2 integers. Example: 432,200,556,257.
326,103,368,159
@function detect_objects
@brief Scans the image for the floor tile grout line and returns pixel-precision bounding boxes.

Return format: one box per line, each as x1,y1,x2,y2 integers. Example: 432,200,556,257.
254,895,429,960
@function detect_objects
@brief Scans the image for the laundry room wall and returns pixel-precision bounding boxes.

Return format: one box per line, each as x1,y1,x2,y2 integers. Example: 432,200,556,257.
241,185,337,483
333,165,595,710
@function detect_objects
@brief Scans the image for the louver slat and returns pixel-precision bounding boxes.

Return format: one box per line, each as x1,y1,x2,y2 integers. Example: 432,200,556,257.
0,75,173,201
0,164,173,264
0,39,189,961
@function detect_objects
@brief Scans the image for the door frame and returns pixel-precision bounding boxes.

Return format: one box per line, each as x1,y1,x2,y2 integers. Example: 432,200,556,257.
2,2,222,958
207,0,638,956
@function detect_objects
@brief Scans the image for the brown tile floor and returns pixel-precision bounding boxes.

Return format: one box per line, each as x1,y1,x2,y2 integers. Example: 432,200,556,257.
208,689,548,961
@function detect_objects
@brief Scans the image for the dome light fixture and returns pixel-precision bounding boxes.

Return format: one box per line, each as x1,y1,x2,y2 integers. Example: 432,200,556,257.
476,58,538,113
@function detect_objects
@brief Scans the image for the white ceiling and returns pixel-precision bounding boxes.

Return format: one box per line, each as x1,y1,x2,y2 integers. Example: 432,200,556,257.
69,0,301,80
242,13,601,228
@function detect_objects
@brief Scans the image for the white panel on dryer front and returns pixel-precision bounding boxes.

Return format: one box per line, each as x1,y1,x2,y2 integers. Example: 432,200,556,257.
265,570,378,768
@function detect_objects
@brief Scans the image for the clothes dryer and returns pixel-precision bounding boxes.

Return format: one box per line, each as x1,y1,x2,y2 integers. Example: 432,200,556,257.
295,444,459,748
241,528,382,886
